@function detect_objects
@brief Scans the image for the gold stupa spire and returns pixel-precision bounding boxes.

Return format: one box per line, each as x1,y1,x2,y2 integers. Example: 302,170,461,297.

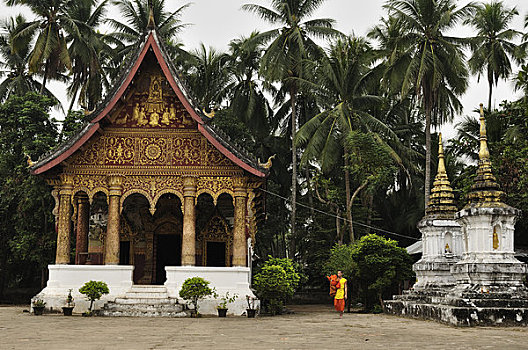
466,104,505,207
426,133,457,218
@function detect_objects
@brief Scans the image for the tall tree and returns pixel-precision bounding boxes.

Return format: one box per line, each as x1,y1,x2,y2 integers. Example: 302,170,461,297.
242,0,340,255
466,1,520,111
107,0,190,61
65,0,112,112
0,15,57,102
186,44,231,110
227,32,274,139
385,0,473,210
5,0,88,93
296,37,404,242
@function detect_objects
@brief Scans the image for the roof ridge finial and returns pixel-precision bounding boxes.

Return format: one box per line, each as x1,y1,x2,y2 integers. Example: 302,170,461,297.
425,132,457,218
466,103,505,208
147,0,155,30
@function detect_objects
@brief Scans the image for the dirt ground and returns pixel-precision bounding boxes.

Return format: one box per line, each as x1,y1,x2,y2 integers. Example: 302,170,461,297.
1,304,527,350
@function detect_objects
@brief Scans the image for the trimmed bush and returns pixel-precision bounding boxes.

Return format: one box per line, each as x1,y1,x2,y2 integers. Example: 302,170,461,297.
179,277,213,314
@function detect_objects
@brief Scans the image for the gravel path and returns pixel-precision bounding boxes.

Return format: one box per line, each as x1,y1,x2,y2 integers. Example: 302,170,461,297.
1,304,527,349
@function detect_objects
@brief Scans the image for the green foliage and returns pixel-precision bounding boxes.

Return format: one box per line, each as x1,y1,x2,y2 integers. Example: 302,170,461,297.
179,277,213,313
214,291,238,309
322,244,356,281
351,234,413,310
0,93,58,298
253,265,294,315
79,281,109,311
261,256,304,292
346,131,397,192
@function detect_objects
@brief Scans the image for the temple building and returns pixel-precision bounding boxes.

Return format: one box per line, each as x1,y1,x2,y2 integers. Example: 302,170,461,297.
30,22,269,315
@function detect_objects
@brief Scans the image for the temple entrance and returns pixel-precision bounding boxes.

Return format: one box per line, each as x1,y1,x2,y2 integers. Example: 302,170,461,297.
155,233,181,284
206,241,226,267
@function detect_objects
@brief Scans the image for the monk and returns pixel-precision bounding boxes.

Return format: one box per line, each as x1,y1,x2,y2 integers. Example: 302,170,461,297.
334,270,347,318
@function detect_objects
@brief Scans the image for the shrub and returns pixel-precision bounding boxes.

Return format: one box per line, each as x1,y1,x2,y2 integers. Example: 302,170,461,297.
253,265,293,315
351,234,413,311
261,256,303,293
79,281,109,311
179,277,213,314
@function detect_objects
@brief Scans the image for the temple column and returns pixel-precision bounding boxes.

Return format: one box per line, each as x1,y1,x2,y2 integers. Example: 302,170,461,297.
233,177,247,267
56,174,74,264
75,194,90,265
182,176,197,266
105,175,124,265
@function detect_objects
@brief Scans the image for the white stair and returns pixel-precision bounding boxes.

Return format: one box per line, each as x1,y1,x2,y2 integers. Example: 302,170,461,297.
99,285,188,317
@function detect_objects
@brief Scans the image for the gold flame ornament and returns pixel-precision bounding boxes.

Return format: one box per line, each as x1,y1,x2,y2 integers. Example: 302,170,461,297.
258,154,276,169
202,108,215,119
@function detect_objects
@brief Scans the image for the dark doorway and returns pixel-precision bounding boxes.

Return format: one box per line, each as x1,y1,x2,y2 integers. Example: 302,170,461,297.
155,235,181,284
119,241,130,265
206,241,226,267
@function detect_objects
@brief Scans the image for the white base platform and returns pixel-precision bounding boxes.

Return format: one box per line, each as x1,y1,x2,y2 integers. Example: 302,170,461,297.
165,266,258,315
33,265,257,316
33,265,134,313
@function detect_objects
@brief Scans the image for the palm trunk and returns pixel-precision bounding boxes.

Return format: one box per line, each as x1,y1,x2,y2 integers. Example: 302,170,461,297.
336,206,342,244
344,154,353,243
67,83,80,115
488,72,493,112
305,167,315,218
290,86,297,258
40,60,49,95
424,88,432,213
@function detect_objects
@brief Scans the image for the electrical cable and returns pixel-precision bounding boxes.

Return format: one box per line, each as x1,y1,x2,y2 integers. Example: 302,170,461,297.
260,187,420,241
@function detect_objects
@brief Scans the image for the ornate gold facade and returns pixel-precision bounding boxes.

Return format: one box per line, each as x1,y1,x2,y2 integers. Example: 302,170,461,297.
33,43,267,283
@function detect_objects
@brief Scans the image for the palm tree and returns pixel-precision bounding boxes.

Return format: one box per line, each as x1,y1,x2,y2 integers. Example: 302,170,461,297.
296,37,406,242
385,0,473,210
65,0,112,112
0,15,57,102
107,0,190,61
227,32,273,139
466,1,521,111
242,0,341,253
5,0,90,93
185,44,231,110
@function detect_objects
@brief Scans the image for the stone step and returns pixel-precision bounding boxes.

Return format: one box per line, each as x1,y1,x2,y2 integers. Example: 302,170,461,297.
114,297,177,304
105,303,183,312
128,285,168,293
124,292,169,298
99,309,188,317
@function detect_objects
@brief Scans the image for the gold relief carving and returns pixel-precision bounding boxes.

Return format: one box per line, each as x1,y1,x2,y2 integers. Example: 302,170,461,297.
196,176,234,203
107,175,124,196
138,137,168,165
146,75,164,115
105,137,134,165
232,176,247,189
69,131,236,170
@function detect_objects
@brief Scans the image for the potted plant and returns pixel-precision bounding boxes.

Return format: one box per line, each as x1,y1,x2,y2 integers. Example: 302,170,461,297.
246,295,257,318
79,280,109,316
32,299,46,315
214,291,238,317
179,277,213,317
62,289,75,316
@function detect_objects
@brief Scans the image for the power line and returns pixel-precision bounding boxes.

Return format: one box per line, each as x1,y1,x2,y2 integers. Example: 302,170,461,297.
260,187,420,242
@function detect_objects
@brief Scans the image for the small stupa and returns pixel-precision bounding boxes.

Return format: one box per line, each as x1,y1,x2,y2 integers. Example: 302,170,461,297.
413,133,462,290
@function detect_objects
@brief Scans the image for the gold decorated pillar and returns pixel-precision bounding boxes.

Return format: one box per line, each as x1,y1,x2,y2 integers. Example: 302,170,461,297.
56,174,74,264
233,177,247,267
75,194,90,265
182,176,197,266
105,175,124,265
